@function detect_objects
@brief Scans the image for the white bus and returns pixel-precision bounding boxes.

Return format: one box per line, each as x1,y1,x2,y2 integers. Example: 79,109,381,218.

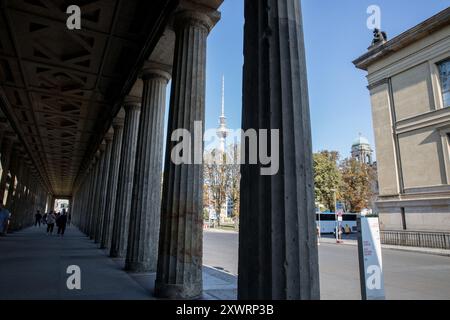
315,212,358,234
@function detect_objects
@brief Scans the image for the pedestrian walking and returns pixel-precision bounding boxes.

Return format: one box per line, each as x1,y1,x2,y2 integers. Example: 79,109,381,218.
46,211,56,235
0,203,11,236
34,210,42,227
57,210,68,236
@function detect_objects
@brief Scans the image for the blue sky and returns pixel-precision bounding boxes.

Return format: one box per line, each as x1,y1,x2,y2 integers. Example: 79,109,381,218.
166,0,450,159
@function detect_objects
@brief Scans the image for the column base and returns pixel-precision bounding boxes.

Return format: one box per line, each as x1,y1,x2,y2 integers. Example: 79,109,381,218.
109,250,121,258
154,281,202,300
125,260,156,273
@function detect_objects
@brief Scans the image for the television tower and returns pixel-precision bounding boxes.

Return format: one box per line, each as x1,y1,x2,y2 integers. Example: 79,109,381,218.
216,75,228,153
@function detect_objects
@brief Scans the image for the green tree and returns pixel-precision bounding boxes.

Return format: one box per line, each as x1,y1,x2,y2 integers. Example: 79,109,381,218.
204,149,228,227
340,158,376,212
227,143,240,222
313,151,341,211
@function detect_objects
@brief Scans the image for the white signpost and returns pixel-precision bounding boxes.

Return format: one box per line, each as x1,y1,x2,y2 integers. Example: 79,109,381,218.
357,216,385,300
336,209,344,243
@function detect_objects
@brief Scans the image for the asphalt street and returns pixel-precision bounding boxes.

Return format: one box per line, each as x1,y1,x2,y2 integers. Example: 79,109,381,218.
203,230,450,300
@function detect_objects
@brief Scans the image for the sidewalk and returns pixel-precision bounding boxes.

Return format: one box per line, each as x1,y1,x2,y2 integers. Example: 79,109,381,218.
318,236,450,257
0,226,237,300
203,227,238,234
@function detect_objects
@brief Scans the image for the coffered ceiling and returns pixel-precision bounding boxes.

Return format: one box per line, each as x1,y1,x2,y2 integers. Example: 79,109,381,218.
0,0,178,196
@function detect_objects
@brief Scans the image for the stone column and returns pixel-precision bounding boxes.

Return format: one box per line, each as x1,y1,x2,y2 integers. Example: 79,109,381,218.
95,139,112,243
82,166,94,233
125,66,170,272
86,155,100,237
80,167,92,233
5,148,18,211
0,124,6,147
154,9,218,299
92,146,107,240
0,137,14,204
110,101,141,258
238,0,320,300
100,120,124,249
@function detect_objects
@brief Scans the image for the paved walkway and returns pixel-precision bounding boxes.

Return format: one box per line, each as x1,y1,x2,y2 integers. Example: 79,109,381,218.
0,226,236,300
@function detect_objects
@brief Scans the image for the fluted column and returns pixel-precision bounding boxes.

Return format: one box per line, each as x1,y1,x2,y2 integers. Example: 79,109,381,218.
0,137,14,204
155,9,218,299
238,0,320,300
83,168,94,232
92,146,107,240
0,126,5,145
100,120,124,249
126,67,170,272
110,102,141,258
86,155,100,237
95,139,112,243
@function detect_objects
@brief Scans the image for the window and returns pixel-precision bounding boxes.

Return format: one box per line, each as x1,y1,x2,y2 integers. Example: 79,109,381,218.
447,133,450,159
401,207,407,230
438,59,450,108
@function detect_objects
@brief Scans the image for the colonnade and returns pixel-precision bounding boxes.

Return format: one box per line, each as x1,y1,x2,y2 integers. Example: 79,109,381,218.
9,0,320,300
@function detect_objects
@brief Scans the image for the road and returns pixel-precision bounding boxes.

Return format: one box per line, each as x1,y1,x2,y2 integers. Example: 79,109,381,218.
203,230,450,300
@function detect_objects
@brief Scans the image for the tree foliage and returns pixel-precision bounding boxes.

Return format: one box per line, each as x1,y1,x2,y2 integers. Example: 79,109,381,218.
203,144,241,226
340,158,376,212
204,150,228,226
313,151,341,211
313,150,377,213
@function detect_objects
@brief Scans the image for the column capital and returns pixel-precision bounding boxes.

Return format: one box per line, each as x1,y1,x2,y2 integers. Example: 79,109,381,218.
123,96,141,111
112,117,125,130
173,9,219,33
141,62,171,83
98,141,106,151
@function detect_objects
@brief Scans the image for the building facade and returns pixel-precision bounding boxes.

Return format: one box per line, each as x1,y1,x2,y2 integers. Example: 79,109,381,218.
354,8,450,232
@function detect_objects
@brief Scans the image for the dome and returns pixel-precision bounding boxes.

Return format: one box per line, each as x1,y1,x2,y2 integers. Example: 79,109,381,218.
352,136,370,147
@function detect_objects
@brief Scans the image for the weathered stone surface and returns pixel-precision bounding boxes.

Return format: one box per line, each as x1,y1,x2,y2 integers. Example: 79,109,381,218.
154,9,215,299
94,139,113,243
100,121,124,249
126,68,170,272
110,103,141,258
238,0,320,300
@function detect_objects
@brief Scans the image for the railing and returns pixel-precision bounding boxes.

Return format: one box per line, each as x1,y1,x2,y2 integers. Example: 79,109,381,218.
381,230,450,250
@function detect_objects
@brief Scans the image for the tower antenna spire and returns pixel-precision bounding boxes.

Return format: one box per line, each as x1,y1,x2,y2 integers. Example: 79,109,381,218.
221,75,225,117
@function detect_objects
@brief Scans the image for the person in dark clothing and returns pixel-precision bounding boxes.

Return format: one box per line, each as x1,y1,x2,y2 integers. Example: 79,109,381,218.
46,211,56,235
57,211,68,236
42,212,48,225
34,210,42,227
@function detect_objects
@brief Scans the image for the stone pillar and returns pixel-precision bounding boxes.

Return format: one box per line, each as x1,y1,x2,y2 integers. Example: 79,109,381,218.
95,139,112,243
155,9,218,299
110,101,141,258
0,124,6,148
238,0,320,300
0,137,14,204
125,66,170,272
82,166,95,233
86,155,100,237
5,148,18,211
100,120,124,249
92,146,107,240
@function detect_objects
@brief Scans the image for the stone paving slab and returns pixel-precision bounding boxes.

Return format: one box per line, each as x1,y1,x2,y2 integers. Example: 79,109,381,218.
0,226,237,300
